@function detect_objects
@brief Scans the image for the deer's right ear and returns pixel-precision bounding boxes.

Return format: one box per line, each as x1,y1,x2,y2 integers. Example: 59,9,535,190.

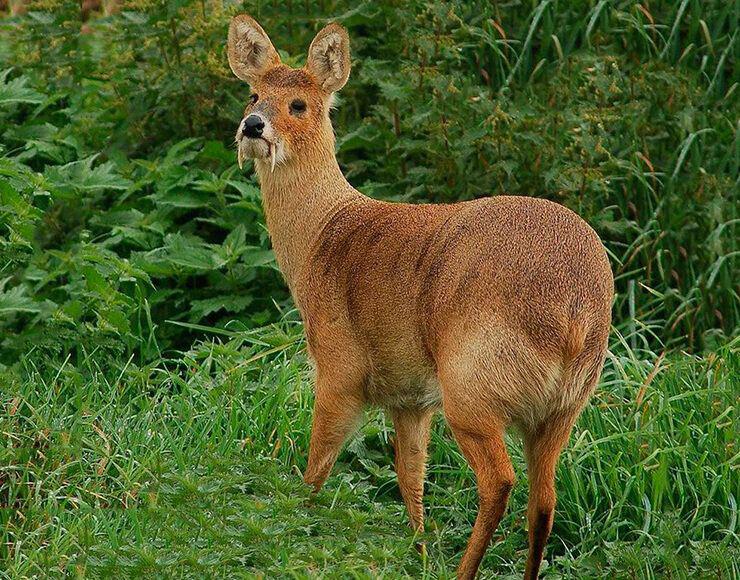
227,15,280,85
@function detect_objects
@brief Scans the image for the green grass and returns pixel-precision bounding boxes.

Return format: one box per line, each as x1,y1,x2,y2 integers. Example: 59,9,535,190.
2,324,737,578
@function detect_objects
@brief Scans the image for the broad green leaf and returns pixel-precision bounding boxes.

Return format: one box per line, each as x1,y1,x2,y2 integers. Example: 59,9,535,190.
159,234,226,271
0,69,44,105
227,180,261,200
0,284,40,314
222,224,247,257
240,247,275,268
189,295,254,321
44,156,132,196
154,189,211,208
82,265,117,301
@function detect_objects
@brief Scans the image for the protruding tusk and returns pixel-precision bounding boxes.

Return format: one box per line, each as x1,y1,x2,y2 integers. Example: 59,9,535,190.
270,144,276,173
237,145,244,170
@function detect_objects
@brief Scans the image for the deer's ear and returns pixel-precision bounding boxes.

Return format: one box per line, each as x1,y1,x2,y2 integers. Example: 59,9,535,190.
228,15,280,85
306,23,350,93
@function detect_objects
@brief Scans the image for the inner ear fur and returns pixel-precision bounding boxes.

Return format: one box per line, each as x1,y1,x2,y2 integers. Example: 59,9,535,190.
306,23,351,93
228,14,280,85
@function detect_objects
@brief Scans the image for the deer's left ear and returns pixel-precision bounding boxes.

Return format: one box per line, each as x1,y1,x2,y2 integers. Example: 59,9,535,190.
306,23,351,93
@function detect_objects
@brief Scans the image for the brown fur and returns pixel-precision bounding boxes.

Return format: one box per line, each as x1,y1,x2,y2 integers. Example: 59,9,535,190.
228,15,613,579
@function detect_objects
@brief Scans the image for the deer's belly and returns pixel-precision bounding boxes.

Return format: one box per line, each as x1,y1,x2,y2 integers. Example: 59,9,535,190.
363,364,441,411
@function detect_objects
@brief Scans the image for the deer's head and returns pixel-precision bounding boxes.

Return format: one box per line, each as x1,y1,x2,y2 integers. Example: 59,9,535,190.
227,15,350,172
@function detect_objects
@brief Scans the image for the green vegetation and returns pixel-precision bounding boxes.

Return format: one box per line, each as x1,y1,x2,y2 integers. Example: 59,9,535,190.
1,1,737,578
3,328,738,577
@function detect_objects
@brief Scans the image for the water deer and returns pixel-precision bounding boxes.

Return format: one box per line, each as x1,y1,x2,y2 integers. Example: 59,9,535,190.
227,15,613,579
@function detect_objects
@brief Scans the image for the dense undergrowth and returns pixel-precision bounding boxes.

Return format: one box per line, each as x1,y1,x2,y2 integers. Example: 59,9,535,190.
0,0,738,578
1,0,737,361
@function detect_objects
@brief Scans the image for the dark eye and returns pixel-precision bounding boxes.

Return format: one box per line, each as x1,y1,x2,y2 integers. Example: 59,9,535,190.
249,93,258,104
289,99,306,115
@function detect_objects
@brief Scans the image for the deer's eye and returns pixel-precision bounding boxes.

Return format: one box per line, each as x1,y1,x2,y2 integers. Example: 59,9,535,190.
289,99,307,115
249,93,259,104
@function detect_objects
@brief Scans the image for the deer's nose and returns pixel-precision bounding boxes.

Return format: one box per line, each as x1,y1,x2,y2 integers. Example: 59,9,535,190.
242,115,265,139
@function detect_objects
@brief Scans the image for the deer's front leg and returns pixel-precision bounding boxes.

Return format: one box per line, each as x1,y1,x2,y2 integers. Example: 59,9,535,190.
303,370,364,493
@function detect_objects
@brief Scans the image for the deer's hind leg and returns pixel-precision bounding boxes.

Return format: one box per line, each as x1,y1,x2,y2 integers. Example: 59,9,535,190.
441,380,515,580
521,413,577,579
523,354,605,579
391,408,434,532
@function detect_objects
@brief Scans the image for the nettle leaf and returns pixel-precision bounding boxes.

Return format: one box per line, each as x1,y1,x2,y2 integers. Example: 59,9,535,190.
97,306,131,335
82,265,117,302
492,159,518,179
44,156,132,197
15,139,69,165
227,180,261,200
199,140,236,164
0,69,44,105
194,174,227,194
0,156,45,190
459,124,488,147
332,1,380,26
4,121,59,143
154,188,211,209
160,233,226,271
240,247,275,268
337,124,381,154
376,77,412,102
222,224,247,258
0,179,43,224
189,295,254,321
0,283,41,314
162,138,202,167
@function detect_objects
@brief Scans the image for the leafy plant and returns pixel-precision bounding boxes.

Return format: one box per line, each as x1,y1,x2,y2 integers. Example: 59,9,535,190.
0,1,736,364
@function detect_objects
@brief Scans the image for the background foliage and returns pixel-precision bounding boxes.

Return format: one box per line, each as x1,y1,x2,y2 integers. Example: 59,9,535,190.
1,0,737,363
0,0,738,578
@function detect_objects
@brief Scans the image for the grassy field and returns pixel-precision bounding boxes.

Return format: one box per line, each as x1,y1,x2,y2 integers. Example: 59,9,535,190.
1,0,738,578
2,324,738,578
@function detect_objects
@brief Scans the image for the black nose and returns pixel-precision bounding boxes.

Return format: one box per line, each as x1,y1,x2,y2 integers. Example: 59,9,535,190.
242,115,264,139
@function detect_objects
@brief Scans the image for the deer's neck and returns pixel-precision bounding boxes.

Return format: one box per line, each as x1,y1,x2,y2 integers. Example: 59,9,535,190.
255,144,361,292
